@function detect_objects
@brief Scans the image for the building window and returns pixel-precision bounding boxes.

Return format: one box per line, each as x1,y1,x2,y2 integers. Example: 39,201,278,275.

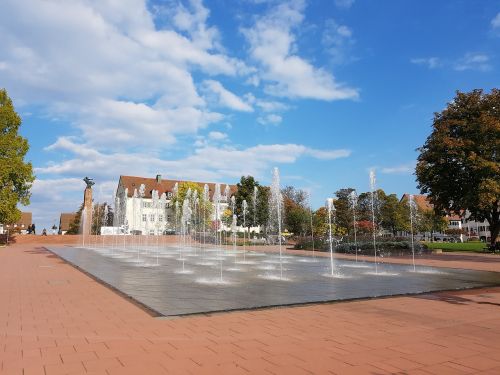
159,215,163,222
167,192,173,198
150,214,155,222
142,214,147,222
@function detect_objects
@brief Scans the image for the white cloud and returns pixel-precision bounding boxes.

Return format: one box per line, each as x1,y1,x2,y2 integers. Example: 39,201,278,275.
29,177,116,229
208,131,228,140
380,163,415,174
242,0,359,101
491,12,500,29
322,19,355,64
37,138,351,182
257,113,282,125
453,53,491,72
0,0,246,149
202,80,253,112
410,57,441,69
334,0,355,9
255,99,289,112
305,148,351,160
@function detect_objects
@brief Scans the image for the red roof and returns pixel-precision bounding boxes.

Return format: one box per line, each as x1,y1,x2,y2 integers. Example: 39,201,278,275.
59,213,77,231
400,194,433,211
118,175,237,199
401,194,463,220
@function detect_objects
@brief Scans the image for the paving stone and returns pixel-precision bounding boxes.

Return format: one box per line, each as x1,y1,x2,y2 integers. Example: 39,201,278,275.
1,244,500,375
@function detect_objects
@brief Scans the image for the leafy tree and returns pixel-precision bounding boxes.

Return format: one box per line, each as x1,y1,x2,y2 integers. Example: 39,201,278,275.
282,186,309,235
0,89,35,224
256,185,270,230
312,207,328,237
419,209,447,238
380,192,409,235
67,203,84,235
221,208,233,227
312,206,345,238
356,220,375,234
356,192,374,222
416,89,500,246
334,188,355,234
171,181,212,230
91,202,113,234
235,176,259,228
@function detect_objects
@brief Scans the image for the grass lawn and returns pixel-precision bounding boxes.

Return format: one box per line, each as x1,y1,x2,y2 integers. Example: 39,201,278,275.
423,241,488,252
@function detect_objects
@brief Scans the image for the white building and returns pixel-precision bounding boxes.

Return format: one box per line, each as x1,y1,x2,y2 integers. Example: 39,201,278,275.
113,175,238,235
400,194,492,242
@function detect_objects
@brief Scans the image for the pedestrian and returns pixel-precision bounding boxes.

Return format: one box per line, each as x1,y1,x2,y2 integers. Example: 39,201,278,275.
42,228,47,236
32,223,36,235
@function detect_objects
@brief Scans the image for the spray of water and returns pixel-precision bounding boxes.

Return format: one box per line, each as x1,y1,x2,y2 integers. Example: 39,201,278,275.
369,170,378,274
270,167,284,279
348,190,358,262
242,199,248,258
409,194,417,272
326,198,336,276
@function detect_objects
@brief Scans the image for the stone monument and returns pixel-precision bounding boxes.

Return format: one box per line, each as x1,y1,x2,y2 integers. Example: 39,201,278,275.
81,177,95,235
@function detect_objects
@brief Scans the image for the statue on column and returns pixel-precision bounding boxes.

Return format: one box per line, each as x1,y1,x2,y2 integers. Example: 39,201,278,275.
83,177,95,188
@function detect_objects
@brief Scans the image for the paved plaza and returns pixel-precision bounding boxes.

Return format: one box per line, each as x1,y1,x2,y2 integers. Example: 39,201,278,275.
1,242,500,374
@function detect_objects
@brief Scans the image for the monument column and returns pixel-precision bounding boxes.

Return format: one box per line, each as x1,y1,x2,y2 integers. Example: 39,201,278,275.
81,177,95,236
83,187,93,235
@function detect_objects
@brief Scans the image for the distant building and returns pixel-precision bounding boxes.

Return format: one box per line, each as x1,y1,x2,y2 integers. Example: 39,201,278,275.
59,213,77,235
400,194,492,242
114,175,238,235
2,212,32,233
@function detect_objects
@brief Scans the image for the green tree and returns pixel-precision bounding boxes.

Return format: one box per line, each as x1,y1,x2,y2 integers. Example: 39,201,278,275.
334,188,355,234
67,203,84,235
0,89,35,224
91,202,113,234
380,192,409,235
416,89,500,247
418,209,448,240
256,186,270,230
235,176,259,228
171,181,212,230
282,186,309,235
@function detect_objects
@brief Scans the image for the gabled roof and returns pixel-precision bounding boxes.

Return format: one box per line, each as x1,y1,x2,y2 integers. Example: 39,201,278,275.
400,194,433,211
400,194,463,220
5,212,32,228
118,175,237,200
59,213,77,231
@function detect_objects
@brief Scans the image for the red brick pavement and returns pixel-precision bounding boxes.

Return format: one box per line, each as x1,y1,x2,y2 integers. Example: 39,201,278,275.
1,244,500,374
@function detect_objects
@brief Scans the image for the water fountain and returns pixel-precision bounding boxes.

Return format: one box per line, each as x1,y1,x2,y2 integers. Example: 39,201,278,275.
348,190,358,262
326,198,336,276
203,184,209,246
269,167,284,280
242,199,248,258
253,186,258,250
369,170,378,274
409,194,417,272
231,214,237,252
49,171,500,317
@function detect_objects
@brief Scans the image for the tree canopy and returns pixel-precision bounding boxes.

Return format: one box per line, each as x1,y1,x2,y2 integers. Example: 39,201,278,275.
0,89,34,224
282,186,309,235
234,176,269,231
416,89,500,246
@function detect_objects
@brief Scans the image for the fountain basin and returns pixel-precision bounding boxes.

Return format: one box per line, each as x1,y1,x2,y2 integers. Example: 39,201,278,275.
49,246,500,317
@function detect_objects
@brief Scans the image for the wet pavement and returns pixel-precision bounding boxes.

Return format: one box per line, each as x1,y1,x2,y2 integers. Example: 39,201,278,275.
49,245,500,317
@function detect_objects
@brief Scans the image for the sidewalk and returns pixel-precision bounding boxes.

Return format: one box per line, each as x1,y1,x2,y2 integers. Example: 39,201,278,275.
1,244,500,374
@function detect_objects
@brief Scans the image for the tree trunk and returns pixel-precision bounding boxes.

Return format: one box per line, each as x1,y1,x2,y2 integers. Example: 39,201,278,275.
489,220,499,248
487,204,499,248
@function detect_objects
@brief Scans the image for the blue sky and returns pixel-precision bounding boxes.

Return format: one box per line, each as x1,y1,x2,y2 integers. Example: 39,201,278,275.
1,0,499,230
